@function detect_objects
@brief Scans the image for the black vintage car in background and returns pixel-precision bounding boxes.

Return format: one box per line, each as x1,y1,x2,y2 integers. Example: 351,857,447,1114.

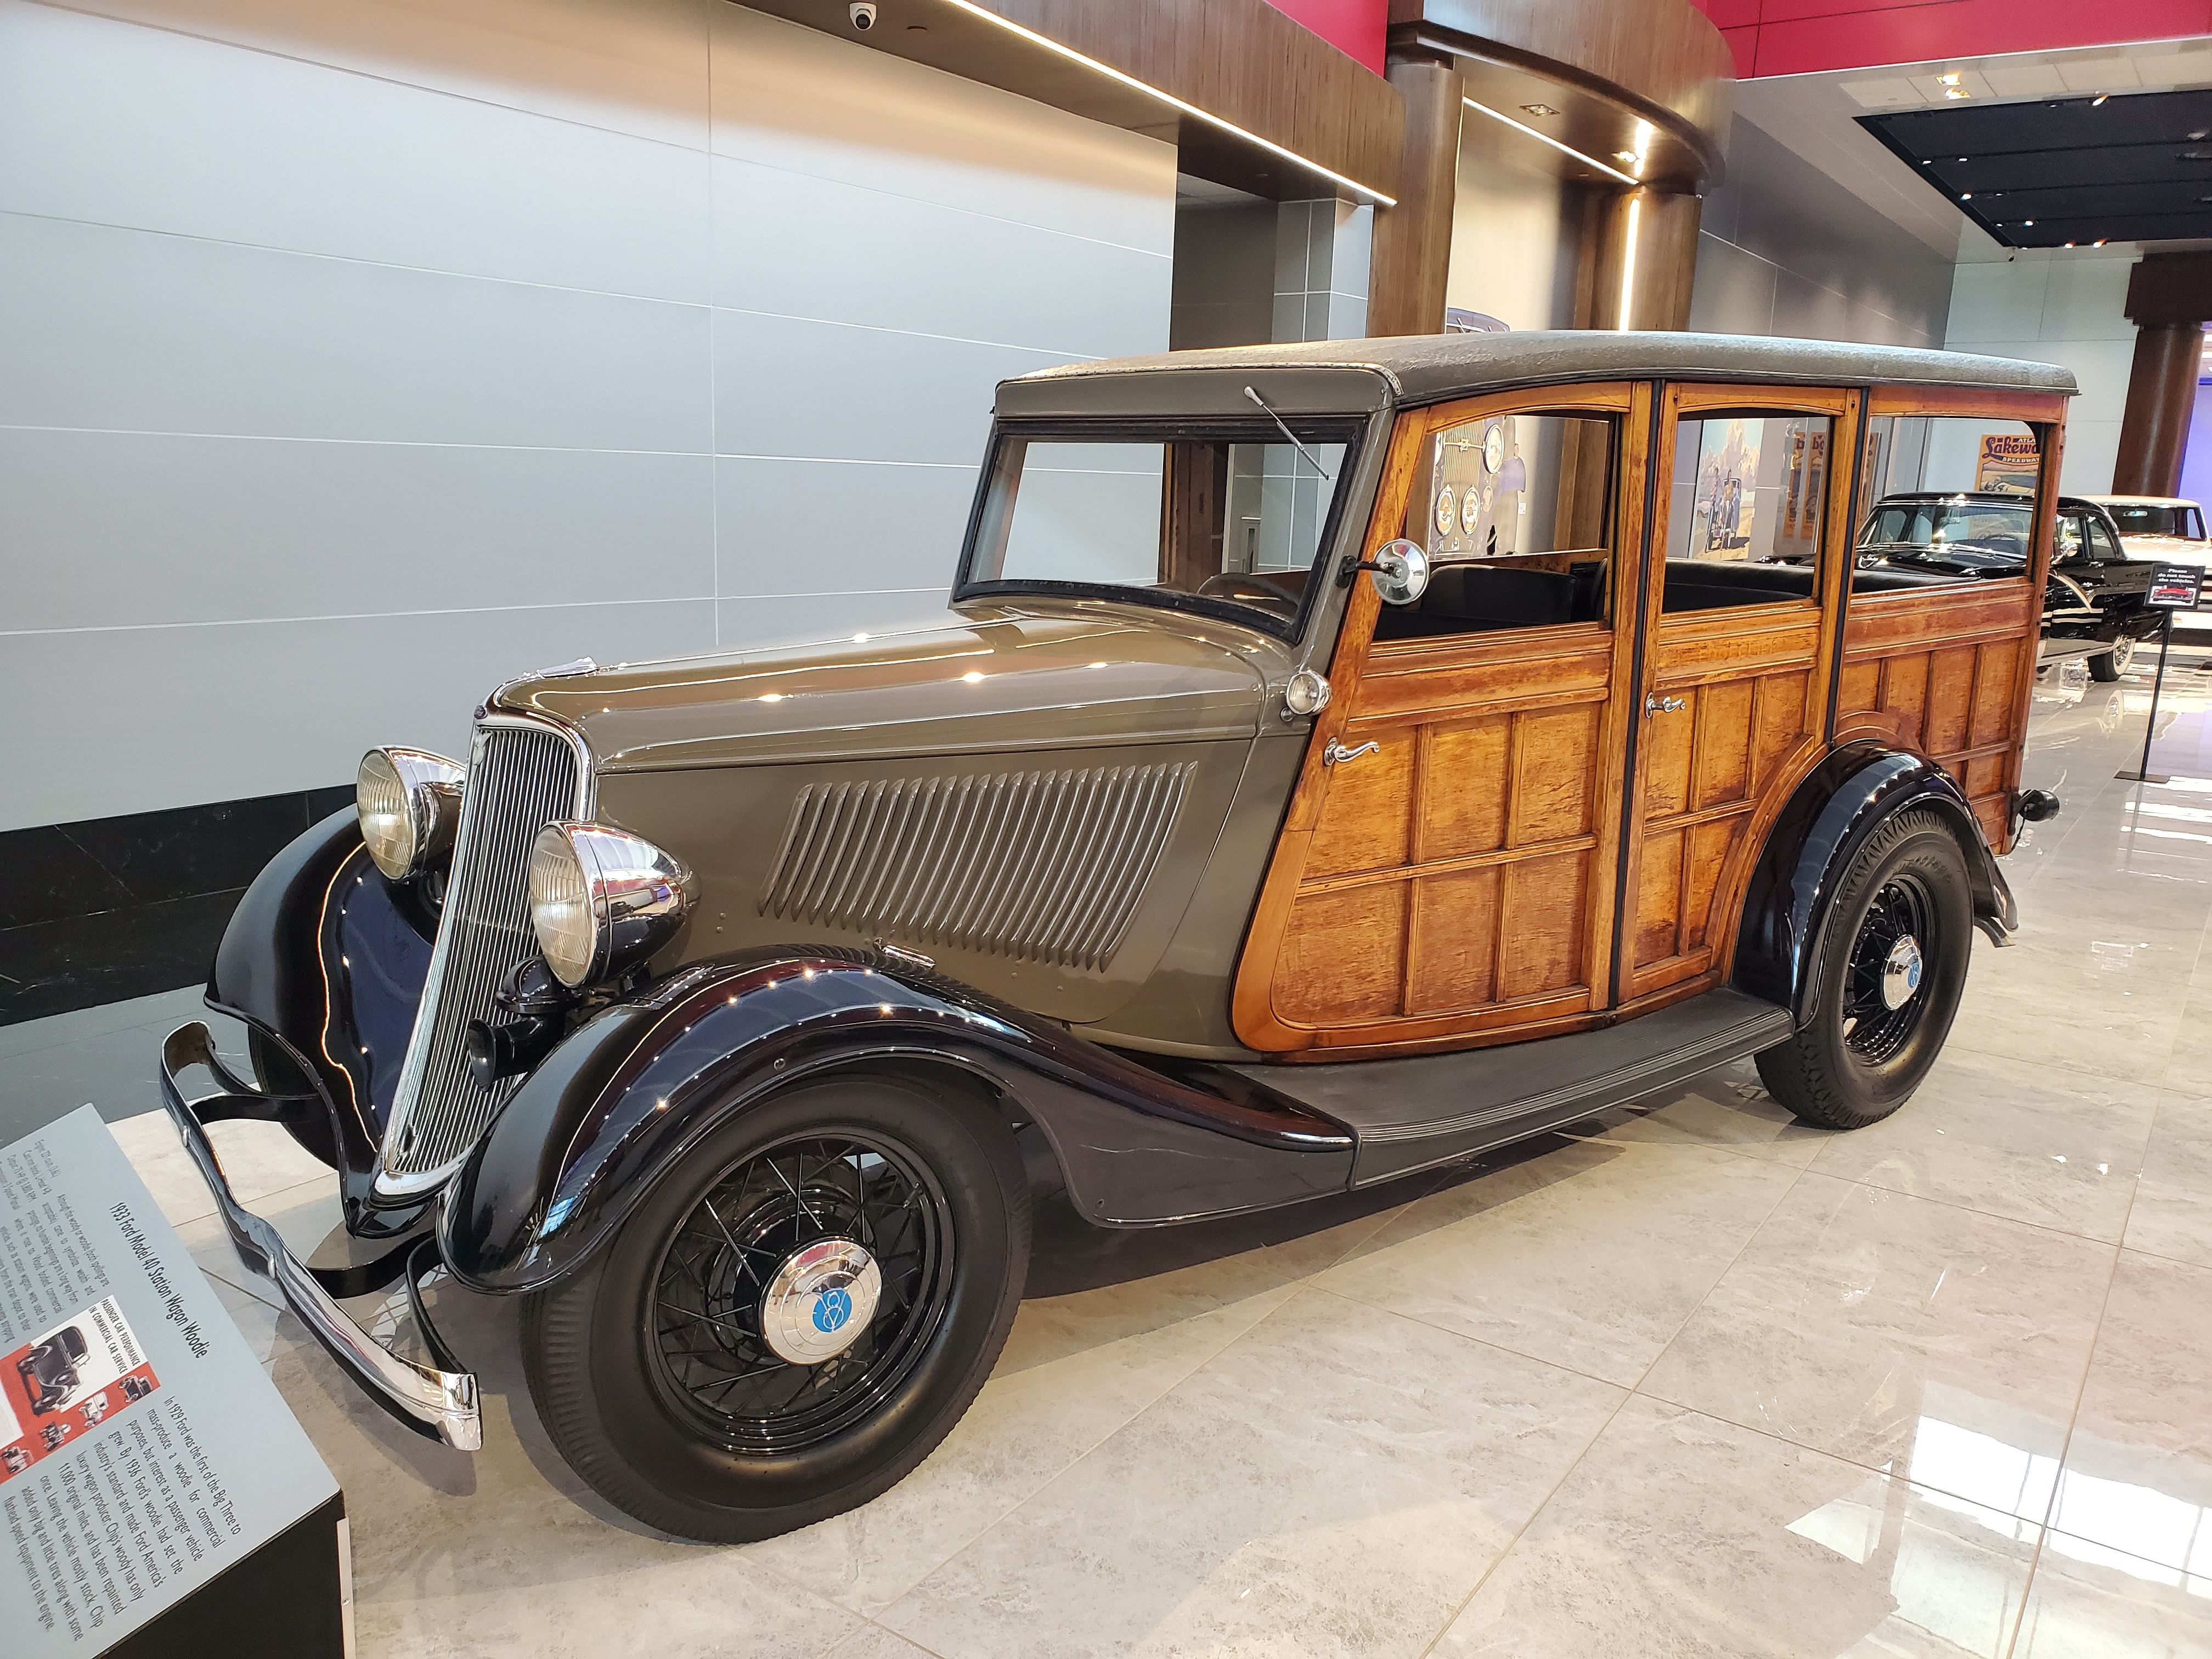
1859,493,2162,681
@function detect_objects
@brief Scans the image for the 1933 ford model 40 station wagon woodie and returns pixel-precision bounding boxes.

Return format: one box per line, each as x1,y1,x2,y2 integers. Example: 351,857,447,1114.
161,333,2072,1541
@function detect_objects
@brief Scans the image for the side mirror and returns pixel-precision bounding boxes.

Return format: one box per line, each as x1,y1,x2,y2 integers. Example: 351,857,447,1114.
1365,539,1430,606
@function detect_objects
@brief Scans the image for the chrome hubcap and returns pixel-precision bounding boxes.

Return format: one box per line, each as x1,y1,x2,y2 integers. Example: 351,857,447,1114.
759,1238,881,1365
1880,935,1924,1012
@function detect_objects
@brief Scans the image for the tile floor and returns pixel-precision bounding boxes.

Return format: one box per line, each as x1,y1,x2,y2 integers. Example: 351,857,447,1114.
18,653,2212,1657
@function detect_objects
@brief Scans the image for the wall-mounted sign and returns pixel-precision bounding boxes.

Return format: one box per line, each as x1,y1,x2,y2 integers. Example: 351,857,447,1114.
2147,564,2206,608
1974,433,2040,494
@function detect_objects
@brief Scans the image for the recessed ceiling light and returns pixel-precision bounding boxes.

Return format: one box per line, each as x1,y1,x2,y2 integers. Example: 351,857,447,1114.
1521,103,1559,117
1957,156,1968,163
1961,193,1973,200
2192,129,2210,140
1944,88,1971,100
1938,72,1962,86
2092,94,2109,106
2094,239,2107,246
1614,150,1638,164
2065,241,2076,248
2025,219,2035,226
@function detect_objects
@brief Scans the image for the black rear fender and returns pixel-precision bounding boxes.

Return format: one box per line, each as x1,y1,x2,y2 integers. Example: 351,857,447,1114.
437,947,1353,1296
1733,743,2018,1028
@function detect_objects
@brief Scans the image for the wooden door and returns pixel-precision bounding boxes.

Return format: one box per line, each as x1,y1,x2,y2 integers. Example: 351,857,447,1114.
1616,386,1858,1008
1232,383,1650,1057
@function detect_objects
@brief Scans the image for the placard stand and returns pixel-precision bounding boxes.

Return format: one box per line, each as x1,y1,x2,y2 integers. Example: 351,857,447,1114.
0,1107,349,1658
2117,562,2208,785
2117,611,2176,785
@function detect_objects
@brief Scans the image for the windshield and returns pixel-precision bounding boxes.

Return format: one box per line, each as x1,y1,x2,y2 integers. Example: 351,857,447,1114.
1860,500,2033,561
2107,503,2204,540
960,420,1360,639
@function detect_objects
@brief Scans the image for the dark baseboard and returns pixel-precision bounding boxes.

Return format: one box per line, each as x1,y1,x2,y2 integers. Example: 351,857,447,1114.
0,786,349,1026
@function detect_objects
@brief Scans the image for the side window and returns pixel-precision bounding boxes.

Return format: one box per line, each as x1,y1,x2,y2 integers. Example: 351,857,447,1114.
2189,508,2207,542
2085,517,2125,563
1377,411,1616,642
1854,415,2044,593
1661,412,1832,613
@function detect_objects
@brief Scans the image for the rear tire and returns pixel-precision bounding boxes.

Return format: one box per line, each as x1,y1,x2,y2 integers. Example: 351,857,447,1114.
1756,810,1972,1130
520,1073,1028,1543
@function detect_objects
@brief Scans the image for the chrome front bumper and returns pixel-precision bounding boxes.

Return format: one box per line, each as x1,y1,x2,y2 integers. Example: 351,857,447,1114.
158,1023,482,1452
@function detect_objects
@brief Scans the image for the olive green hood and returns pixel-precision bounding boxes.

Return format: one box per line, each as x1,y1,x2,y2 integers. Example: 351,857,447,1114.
494,601,1275,775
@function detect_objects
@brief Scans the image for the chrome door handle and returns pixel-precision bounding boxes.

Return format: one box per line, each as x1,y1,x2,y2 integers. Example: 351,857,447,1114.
1323,738,1380,767
1645,695,1686,715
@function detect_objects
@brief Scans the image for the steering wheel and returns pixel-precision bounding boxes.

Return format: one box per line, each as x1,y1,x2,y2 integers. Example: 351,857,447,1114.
1196,572,1302,610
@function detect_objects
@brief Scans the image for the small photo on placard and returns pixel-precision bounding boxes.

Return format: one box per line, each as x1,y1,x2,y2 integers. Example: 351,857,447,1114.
0,1295,160,1482
2147,563,2205,608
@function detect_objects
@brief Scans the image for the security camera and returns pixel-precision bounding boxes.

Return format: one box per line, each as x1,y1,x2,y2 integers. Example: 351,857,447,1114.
849,2,877,28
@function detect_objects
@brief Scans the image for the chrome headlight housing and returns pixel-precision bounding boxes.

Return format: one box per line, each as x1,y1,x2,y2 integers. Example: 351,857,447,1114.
356,748,465,881
527,822,697,989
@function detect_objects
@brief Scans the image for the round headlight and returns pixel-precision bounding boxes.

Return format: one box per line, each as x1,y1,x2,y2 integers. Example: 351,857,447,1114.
527,822,696,988
356,748,464,881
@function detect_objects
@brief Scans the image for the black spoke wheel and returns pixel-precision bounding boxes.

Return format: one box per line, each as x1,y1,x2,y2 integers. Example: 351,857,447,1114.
646,1132,951,1454
1838,874,1934,1065
521,1073,1028,1543
1757,809,1972,1130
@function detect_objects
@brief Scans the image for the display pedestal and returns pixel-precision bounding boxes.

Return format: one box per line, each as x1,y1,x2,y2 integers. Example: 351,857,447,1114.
0,1106,348,1657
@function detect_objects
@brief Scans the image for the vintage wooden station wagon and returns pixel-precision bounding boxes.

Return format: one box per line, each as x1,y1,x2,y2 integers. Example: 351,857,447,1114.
161,331,2071,1541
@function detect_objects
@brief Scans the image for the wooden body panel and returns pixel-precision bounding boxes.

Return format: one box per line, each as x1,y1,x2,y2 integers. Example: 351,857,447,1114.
1231,376,2059,1058
1620,384,1856,1002
1233,383,1645,1056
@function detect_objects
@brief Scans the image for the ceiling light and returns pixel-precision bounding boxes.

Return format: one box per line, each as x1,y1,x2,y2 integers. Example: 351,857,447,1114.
1944,87,1971,100
930,0,1395,203
2025,219,2035,226
1615,150,1638,164
1521,103,1559,117
1938,72,1962,86
2192,129,2210,140
2094,239,2107,246
2065,241,2076,248
2093,94,2109,106
1464,98,1638,185
1961,193,1973,200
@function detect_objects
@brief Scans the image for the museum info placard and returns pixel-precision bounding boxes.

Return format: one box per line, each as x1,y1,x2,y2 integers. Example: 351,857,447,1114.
0,1106,338,1654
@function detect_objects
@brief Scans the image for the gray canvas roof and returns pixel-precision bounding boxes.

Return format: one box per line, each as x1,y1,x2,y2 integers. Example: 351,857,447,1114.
1013,331,2076,408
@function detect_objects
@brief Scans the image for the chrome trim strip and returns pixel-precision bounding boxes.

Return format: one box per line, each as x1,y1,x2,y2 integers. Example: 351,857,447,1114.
159,1023,481,1451
373,709,591,1203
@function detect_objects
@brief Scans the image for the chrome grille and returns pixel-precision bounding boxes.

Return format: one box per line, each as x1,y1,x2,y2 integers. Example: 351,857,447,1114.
377,717,586,1190
760,763,1195,973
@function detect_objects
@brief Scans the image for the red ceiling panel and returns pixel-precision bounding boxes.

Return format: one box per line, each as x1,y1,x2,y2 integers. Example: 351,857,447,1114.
1685,0,2212,77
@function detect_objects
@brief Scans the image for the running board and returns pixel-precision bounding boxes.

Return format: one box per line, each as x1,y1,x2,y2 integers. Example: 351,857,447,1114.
1224,989,1795,1186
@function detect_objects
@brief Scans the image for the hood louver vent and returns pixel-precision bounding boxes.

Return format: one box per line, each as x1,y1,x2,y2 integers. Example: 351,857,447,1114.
760,763,1195,973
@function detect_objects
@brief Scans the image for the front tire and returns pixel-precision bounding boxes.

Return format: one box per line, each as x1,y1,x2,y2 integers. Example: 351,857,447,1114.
2090,635,2135,681
1756,810,1972,1130
520,1073,1028,1542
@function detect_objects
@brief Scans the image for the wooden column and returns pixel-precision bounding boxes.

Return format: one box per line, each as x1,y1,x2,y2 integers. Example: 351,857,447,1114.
1577,187,1705,332
1367,54,1463,337
2117,252,2212,497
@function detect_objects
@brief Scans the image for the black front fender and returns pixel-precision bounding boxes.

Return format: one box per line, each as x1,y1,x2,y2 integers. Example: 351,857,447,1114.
437,948,1352,1295
1733,743,2020,1027
207,807,437,1222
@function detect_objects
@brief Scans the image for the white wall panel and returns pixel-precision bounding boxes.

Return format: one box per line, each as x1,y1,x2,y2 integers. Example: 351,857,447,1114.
1943,250,2141,497
0,601,718,828
714,457,975,599
1,432,714,631
0,213,713,450
707,4,1173,254
0,1,713,301
711,157,1168,359
52,0,713,149
1,0,1174,829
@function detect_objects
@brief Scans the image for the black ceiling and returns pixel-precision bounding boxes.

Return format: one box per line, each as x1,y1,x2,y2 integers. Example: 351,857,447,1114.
1860,87,2212,250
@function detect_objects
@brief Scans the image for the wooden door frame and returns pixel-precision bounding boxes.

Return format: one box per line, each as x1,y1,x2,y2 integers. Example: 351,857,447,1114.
1612,382,1863,1012
1229,380,1652,1057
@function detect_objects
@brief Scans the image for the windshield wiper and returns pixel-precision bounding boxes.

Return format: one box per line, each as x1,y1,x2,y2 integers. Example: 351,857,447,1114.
1244,386,1337,482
